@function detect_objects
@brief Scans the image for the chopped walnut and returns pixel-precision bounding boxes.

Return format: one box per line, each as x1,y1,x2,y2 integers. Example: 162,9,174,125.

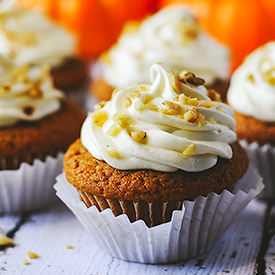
123,97,132,108
263,68,275,85
29,84,43,99
0,234,13,246
22,259,30,265
0,85,10,94
209,118,216,124
179,71,205,86
247,74,255,83
207,89,221,102
178,94,199,106
92,111,108,127
107,149,122,159
28,251,39,259
142,95,153,104
112,113,128,129
145,104,158,112
140,85,147,92
199,101,216,108
183,108,199,123
129,90,140,99
130,130,147,144
106,124,121,136
160,101,182,115
182,144,196,156
197,113,206,127
95,101,107,111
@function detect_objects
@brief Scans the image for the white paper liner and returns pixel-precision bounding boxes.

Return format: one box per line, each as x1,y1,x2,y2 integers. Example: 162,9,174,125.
0,153,64,214
240,140,275,200
54,165,263,263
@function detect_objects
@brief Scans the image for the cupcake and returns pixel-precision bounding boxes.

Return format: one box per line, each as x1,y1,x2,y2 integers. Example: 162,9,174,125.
91,6,230,102
0,5,87,92
227,41,275,199
0,63,85,213
56,63,263,263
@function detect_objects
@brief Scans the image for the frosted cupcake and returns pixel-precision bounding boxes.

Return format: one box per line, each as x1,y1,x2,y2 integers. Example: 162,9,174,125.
56,63,263,263
227,41,275,199
91,6,230,101
0,5,87,90
0,63,85,213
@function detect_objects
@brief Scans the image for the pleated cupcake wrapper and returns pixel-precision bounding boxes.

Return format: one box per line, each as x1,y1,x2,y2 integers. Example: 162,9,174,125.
240,140,275,200
54,165,263,263
0,153,64,214
78,191,183,227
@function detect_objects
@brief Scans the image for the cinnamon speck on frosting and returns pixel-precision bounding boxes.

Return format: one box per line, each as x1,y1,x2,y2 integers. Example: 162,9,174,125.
23,106,35,116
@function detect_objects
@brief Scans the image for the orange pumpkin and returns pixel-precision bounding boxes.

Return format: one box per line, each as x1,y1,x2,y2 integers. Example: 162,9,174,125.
18,0,156,57
159,0,275,69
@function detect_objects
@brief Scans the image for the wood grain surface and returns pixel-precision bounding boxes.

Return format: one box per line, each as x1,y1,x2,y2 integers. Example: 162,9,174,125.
0,199,273,275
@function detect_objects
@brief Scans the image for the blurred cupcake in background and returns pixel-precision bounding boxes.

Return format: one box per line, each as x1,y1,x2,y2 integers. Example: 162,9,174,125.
0,63,85,213
0,3,87,93
91,6,230,102
56,63,263,263
227,41,275,200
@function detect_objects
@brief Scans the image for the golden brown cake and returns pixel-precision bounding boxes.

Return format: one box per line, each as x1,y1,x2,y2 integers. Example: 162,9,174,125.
0,99,84,170
64,139,247,226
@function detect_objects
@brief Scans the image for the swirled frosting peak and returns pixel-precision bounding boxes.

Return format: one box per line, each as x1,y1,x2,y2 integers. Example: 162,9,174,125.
100,6,229,88
227,42,275,122
0,64,64,127
82,63,236,172
0,7,75,66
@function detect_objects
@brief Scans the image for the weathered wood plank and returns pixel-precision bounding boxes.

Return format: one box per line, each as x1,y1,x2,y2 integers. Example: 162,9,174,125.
262,204,275,275
0,215,20,236
0,199,267,275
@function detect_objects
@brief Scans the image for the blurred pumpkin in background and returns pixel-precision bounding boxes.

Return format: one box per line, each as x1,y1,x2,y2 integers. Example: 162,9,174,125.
159,0,275,70
18,0,156,58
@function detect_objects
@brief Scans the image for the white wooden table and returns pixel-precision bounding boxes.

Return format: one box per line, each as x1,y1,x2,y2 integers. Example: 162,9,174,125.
0,198,274,275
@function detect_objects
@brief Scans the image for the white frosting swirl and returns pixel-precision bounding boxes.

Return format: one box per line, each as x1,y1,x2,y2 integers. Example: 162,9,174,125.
0,7,75,67
227,42,275,122
0,64,64,127
82,63,236,172
100,6,229,88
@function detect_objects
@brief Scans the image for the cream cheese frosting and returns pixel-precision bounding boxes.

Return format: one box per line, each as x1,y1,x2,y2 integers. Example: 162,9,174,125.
100,6,229,88
0,64,64,127
227,42,275,122
0,7,75,67
82,63,236,172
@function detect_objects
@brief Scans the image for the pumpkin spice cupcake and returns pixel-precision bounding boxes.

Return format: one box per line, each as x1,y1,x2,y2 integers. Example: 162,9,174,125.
0,63,85,213
227,41,275,199
56,63,263,263
0,5,87,92
90,6,230,102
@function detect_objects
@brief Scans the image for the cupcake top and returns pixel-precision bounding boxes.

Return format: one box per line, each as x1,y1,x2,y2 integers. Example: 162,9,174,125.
0,6,75,67
100,6,229,88
0,64,64,127
82,63,236,172
227,42,275,122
